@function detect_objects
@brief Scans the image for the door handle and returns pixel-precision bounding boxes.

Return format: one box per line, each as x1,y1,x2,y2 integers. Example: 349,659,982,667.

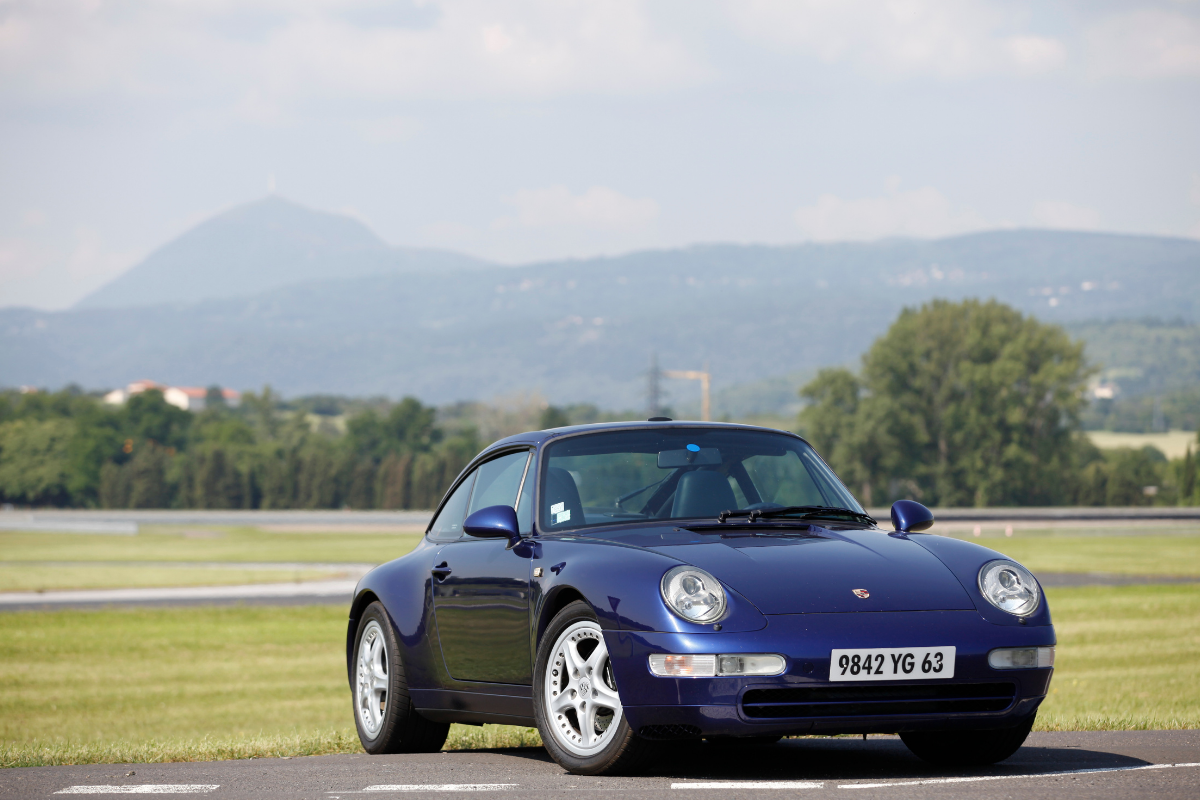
431,562,452,580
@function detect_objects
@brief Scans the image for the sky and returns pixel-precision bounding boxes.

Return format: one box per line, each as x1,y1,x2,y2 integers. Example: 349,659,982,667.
2,0,1199,310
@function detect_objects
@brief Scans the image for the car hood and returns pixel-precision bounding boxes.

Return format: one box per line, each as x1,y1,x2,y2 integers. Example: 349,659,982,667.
644,527,976,614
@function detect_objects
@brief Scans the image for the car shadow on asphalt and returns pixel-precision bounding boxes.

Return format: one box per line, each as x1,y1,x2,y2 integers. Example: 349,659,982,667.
655,738,1154,781
449,737,1153,782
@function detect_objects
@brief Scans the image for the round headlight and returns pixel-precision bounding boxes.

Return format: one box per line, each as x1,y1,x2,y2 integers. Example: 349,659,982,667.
661,565,727,623
978,560,1041,617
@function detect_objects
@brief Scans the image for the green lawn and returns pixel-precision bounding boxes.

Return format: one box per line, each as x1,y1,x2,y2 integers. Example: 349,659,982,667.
0,565,348,593
0,527,424,591
0,528,424,565
1037,585,1200,729
946,533,1200,577
1,583,1197,767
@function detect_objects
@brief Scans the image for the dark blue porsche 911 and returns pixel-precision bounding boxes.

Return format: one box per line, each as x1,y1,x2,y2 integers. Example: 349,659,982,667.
347,421,1054,775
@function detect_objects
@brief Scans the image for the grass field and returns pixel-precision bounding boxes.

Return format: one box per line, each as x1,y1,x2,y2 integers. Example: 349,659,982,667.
1,582,1197,767
0,527,424,591
0,565,349,593
0,528,423,566
3,527,1199,594
946,533,1200,577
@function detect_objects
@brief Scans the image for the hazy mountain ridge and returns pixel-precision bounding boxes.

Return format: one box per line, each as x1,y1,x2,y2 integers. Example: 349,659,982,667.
6,198,1199,410
75,196,488,309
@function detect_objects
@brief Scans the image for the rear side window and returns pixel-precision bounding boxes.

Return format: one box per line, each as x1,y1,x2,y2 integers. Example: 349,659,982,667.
428,473,476,541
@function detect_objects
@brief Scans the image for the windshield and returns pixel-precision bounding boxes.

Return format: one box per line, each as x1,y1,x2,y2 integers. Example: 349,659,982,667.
539,427,864,531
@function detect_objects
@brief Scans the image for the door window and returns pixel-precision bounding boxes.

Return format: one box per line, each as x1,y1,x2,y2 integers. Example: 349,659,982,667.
515,455,534,534
428,472,476,541
467,451,530,521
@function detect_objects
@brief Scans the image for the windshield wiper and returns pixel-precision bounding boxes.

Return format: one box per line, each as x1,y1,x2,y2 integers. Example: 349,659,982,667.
718,505,876,525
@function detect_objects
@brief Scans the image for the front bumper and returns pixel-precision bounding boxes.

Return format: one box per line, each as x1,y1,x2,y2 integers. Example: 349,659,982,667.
607,610,1055,738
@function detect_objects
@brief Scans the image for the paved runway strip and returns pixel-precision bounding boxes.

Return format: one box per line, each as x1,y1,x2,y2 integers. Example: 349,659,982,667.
4,731,1197,800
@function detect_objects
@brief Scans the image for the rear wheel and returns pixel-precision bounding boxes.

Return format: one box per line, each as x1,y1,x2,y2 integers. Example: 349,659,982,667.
900,713,1036,766
534,600,661,775
352,601,449,754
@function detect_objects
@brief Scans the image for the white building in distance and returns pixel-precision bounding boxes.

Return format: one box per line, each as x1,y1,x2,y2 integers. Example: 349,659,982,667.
103,380,241,412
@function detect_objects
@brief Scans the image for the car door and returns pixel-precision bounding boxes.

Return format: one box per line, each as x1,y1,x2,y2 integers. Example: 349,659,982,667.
431,450,535,684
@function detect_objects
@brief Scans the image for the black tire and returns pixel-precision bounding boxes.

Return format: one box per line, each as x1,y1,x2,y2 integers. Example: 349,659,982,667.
352,601,449,754
533,600,662,775
900,713,1036,766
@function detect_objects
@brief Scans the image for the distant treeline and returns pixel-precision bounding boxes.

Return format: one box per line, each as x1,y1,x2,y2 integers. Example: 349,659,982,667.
3,299,1200,510
0,389,480,510
800,299,1200,508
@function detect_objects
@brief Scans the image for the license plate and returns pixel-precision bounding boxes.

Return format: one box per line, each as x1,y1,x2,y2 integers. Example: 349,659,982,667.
830,646,955,681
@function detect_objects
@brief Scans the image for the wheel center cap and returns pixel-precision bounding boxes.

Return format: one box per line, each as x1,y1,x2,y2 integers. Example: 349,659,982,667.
578,678,592,697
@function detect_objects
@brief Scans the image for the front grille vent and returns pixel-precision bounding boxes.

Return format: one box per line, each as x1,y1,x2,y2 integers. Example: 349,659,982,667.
638,724,703,740
742,682,1016,719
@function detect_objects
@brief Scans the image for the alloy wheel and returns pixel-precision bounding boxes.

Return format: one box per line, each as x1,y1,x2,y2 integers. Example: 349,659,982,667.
543,620,623,756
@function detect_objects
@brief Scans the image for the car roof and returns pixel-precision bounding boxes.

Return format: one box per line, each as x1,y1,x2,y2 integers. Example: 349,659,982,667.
485,419,806,453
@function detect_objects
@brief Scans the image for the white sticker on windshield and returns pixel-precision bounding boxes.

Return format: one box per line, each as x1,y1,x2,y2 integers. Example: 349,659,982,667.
551,502,565,515
555,509,571,524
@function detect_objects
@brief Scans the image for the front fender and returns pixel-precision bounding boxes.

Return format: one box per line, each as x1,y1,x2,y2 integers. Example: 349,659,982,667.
909,533,1054,628
530,537,767,641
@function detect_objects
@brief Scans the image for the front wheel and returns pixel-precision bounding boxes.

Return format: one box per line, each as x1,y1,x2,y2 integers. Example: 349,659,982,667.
900,713,1036,766
352,601,449,754
533,600,660,775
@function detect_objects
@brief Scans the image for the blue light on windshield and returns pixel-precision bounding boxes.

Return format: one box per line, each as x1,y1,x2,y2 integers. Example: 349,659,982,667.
686,444,700,452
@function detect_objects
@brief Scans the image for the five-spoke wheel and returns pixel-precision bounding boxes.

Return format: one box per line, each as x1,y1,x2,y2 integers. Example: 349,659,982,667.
351,601,449,754
355,619,389,739
533,600,659,775
544,620,623,755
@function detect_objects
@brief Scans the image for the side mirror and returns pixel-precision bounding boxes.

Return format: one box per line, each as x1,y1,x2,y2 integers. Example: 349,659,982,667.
890,499,934,533
463,505,522,548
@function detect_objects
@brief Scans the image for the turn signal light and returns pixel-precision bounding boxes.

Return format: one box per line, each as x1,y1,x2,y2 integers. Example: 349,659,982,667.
988,646,1055,669
648,653,785,677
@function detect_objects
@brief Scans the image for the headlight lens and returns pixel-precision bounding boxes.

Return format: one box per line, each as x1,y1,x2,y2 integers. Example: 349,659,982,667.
661,565,727,623
978,560,1041,617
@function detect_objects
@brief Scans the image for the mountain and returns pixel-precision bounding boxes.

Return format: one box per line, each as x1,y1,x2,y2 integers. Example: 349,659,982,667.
76,196,487,308
5,210,1199,410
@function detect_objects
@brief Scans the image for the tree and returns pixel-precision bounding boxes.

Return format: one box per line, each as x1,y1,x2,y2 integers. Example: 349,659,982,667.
539,406,571,429
1180,446,1196,506
123,389,192,449
0,418,75,505
800,299,1092,507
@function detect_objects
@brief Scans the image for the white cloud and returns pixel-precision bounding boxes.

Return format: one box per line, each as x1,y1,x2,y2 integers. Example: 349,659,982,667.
0,237,53,283
498,186,660,231
795,178,986,241
1086,9,1200,78
0,0,705,112
1031,200,1101,231
1190,173,1200,206
1004,35,1067,73
727,0,1067,78
0,227,138,309
19,209,47,229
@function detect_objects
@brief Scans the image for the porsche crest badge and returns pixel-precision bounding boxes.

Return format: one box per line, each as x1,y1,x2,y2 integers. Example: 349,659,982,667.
852,589,870,599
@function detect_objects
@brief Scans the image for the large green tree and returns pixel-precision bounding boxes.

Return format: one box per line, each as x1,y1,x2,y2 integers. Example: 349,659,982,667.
801,299,1092,507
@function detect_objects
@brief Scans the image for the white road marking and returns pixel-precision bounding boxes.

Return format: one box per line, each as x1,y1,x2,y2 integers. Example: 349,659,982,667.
838,761,1200,789
673,782,824,789
55,787,219,795
359,786,518,792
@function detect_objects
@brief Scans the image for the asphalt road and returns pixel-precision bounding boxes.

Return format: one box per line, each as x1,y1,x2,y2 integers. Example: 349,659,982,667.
3,731,1197,800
